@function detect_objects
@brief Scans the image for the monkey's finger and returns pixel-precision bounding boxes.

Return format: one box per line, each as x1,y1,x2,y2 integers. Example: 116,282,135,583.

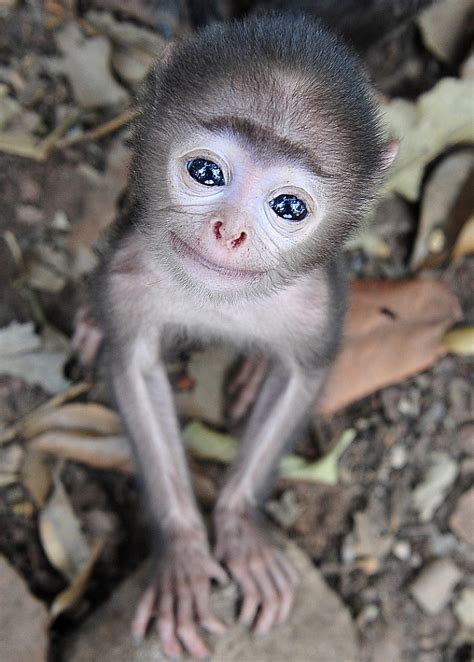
157,575,183,660
249,558,279,636
276,550,299,587
176,578,210,659
192,579,227,635
228,561,260,626
131,585,156,641
264,555,295,625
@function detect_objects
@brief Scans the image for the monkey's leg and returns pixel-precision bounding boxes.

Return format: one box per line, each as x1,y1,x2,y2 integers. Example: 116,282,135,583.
214,365,326,635
112,357,227,659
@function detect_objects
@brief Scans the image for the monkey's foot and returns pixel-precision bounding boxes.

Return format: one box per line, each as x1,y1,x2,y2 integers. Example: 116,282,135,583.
70,305,104,368
227,356,269,422
214,509,299,636
132,528,228,660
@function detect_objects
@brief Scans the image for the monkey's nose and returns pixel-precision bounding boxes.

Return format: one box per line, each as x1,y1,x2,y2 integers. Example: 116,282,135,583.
213,221,247,249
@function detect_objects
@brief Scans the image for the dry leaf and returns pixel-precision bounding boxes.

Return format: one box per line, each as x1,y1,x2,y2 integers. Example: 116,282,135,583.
31,431,132,472
410,149,474,269
0,556,49,662
39,480,91,582
68,139,131,249
452,215,474,258
24,402,122,439
383,78,474,201
418,0,474,63
50,537,106,621
318,278,462,415
0,321,70,394
21,450,53,507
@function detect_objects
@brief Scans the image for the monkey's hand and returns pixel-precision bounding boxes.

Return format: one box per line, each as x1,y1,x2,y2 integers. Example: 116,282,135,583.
132,527,228,660
214,509,298,636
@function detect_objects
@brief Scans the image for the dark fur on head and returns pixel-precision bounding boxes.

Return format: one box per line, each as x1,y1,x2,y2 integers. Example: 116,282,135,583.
129,13,388,297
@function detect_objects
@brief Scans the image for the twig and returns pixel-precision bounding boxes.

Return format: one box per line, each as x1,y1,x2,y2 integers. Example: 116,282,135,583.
55,108,140,149
0,382,91,446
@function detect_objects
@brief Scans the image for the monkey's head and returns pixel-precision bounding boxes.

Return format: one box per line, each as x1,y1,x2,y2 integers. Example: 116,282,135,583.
133,14,396,301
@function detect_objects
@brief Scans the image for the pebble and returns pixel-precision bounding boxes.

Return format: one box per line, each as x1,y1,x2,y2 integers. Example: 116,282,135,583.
412,451,459,522
15,204,45,225
392,540,411,561
410,558,462,615
390,445,408,469
449,487,474,548
454,588,474,630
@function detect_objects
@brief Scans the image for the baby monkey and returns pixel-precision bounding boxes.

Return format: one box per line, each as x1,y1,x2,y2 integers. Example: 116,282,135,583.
96,14,395,659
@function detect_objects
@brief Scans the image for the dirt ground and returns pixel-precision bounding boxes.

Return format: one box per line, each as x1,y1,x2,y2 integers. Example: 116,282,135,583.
0,1,473,661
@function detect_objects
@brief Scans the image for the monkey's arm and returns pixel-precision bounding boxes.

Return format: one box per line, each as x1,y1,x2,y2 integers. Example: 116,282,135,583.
112,350,227,658
214,363,327,635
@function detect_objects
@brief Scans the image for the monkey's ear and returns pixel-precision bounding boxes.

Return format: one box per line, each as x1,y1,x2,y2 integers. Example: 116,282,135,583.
381,139,399,170
158,41,177,67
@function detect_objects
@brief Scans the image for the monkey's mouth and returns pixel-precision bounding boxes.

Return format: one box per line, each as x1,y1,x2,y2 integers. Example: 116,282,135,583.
170,232,265,285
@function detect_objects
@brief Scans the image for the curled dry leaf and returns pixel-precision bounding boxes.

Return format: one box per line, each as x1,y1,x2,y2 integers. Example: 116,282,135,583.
20,449,53,507
318,278,462,415
31,431,132,472
452,214,474,258
383,78,474,201
50,537,106,621
410,149,474,270
39,479,91,582
418,0,474,63
23,402,122,439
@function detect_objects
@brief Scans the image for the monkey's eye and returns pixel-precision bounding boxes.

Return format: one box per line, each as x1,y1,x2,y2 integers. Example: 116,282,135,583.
186,158,225,187
269,194,308,222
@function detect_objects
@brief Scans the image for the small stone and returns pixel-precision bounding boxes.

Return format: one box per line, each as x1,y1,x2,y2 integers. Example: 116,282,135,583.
52,209,70,231
390,445,407,469
461,458,474,476
458,422,474,455
454,588,474,630
392,540,411,561
428,530,458,557
449,487,474,548
410,558,462,615
357,604,379,628
15,204,45,225
398,391,421,418
413,451,458,522
19,178,41,203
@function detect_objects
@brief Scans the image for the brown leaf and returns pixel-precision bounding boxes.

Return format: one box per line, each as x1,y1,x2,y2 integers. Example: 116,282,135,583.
23,402,122,439
50,537,106,621
0,556,49,662
410,149,474,270
31,431,132,472
318,278,462,415
21,450,53,507
39,480,91,582
68,139,131,249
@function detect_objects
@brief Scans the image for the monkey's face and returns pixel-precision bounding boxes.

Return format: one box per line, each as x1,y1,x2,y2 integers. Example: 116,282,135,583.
158,130,331,297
